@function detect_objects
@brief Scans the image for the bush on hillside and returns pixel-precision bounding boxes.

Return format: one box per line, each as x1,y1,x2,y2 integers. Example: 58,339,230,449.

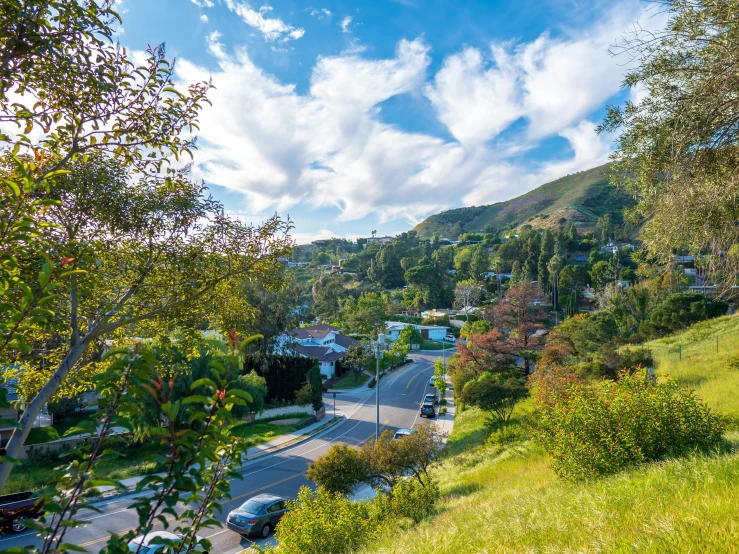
535,370,725,480
460,377,528,424
640,293,728,339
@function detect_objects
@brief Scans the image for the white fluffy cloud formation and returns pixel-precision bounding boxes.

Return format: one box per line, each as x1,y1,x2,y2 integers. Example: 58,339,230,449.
177,3,643,225
225,0,305,42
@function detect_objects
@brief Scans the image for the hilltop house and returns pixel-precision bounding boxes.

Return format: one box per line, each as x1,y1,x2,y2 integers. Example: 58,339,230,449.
386,321,449,342
363,236,393,247
281,324,357,379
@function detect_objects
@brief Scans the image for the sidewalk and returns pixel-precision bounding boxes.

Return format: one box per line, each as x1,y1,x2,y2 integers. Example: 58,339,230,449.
94,414,343,499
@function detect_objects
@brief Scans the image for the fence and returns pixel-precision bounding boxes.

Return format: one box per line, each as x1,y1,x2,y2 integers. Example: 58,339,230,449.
638,327,739,365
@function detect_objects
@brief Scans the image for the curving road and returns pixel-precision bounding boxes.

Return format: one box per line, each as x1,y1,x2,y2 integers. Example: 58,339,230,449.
0,350,448,553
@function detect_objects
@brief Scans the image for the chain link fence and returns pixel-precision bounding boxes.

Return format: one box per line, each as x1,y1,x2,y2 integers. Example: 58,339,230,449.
640,328,739,364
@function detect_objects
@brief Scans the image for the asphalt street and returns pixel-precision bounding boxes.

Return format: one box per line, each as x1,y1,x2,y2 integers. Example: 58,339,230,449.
0,350,447,553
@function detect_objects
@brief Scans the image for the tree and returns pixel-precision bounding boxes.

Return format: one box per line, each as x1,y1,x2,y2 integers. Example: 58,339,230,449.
0,156,292,490
640,292,728,339
470,244,490,281
590,260,615,291
306,443,367,495
308,364,323,411
307,424,443,493
0,1,295,492
457,328,517,376
454,281,482,313
313,278,347,320
397,326,422,348
492,281,546,373
595,214,614,243
368,245,405,289
341,292,390,335
459,320,491,340
460,377,528,423
344,342,373,379
599,0,739,296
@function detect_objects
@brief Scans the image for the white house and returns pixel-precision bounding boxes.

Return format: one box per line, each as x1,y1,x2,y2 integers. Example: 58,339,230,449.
281,324,357,379
386,321,448,342
364,236,393,247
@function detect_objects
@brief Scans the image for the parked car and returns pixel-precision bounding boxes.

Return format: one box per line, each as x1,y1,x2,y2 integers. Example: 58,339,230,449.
428,377,436,387
0,491,44,533
419,402,436,418
393,428,416,440
227,493,288,538
127,531,208,553
424,393,439,406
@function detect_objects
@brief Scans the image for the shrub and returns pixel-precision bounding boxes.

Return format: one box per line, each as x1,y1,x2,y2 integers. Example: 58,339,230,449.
535,370,725,480
460,377,528,423
439,406,447,416
384,478,438,523
48,395,83,420
486,424,527,446
276,487,379,554
294,382,313,406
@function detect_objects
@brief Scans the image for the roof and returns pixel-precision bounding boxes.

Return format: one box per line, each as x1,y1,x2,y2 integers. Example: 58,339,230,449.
293,344,347,363
386,321,449,331
334,334,357,348
289,324,343,340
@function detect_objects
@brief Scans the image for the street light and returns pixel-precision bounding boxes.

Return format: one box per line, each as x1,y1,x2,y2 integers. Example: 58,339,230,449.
374,334,385,441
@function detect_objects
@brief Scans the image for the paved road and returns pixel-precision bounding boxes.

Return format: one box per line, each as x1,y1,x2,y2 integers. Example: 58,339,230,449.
0,351,447,553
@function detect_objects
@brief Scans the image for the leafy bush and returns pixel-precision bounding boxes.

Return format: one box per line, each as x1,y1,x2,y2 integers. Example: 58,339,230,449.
48,395,83,420
382,478,439,523
536,371,725,480
276,487,380,554
460,377,528,423
486,424,528,446
640,293,728,339
230,371,267,418
294,382,313,406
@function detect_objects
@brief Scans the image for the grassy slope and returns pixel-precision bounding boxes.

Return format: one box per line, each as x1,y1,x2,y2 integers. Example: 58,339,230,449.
646,314,739,424
363,316,739,554
413,164,633,238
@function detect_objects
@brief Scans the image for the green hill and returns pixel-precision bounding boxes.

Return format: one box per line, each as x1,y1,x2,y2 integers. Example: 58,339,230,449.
413,164,633,238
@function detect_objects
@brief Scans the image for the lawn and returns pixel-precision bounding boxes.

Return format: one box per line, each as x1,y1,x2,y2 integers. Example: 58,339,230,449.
420,340,447,350
7,414,312,494
333,372,369,389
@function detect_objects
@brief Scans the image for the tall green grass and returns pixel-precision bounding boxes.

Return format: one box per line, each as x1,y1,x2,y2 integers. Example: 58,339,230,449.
361,315,739,553
646,314,739,424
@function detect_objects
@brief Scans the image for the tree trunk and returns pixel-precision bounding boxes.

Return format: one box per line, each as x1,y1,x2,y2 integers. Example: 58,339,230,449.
0,340,89,492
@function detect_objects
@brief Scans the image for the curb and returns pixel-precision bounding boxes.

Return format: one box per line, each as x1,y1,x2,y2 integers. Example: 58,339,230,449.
91,415,346,506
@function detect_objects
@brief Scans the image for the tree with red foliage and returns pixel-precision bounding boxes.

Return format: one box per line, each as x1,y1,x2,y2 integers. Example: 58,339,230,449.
492,281,547,373
456,328,517,376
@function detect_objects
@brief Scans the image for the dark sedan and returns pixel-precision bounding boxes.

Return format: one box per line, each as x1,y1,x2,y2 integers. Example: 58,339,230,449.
226,494,288,538
419,402,436,418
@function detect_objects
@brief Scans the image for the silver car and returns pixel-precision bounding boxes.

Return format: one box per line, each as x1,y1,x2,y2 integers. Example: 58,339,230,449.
127,531,208,553
226,494,288,538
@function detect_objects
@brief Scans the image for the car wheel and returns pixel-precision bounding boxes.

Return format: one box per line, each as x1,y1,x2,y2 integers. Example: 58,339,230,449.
260,523,272,538
11,516,28,533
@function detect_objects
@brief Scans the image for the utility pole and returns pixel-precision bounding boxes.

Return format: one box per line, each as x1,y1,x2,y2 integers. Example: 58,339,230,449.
375,334,385,441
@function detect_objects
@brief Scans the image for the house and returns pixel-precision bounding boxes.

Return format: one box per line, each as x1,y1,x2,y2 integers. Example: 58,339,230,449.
386,321,449,342
364,236,393,247
676,255,695,264
283,324,357,379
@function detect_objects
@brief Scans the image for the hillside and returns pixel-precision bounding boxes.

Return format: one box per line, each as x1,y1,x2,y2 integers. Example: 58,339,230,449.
361,315,739,554
414,164,634,238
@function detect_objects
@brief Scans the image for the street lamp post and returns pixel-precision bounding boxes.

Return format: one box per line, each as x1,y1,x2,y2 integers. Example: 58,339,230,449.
375,334,385,441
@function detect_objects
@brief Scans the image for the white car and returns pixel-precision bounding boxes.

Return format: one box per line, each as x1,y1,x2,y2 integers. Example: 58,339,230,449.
127,531,209,554
429,377,436,387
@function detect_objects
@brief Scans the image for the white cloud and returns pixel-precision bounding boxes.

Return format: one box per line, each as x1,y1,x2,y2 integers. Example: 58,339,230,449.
308,8,332,18
205,30,227,59
225,0,305,42
200,14,209,23
340,16,352,33
191,0,214,7
176,1,650,227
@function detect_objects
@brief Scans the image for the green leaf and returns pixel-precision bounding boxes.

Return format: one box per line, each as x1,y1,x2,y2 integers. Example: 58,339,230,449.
191,378,216,390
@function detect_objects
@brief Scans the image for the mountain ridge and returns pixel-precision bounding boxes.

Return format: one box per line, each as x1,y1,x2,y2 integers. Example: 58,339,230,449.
413,164,633,238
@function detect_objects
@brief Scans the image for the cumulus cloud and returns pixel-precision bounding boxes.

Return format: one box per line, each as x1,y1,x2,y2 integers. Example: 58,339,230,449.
340,16,352,33
191,0,214,7
308,8,332,18
177,1,646,226
225,0,305,42
200,14,209,23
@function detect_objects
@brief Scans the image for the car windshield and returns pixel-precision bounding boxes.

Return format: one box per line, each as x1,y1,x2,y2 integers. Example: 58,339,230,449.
239,500,266,514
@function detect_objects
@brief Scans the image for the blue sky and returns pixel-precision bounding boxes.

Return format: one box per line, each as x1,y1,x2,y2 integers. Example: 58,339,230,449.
114,0,656,243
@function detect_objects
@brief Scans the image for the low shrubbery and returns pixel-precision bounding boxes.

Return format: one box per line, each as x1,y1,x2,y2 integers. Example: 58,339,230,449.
273,479,438,554
536,370,725,480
